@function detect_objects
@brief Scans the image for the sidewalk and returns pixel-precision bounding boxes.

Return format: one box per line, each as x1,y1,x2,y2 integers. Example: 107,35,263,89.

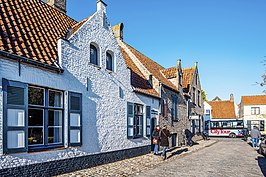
58,140,217,177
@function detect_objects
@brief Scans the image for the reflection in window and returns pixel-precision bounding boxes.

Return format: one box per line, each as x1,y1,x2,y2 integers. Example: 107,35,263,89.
28,86,64,148
133,104,143,137
90,44,98,65
28,87,44,106
28,109,44,145
106,52,113,71
49,90,63,107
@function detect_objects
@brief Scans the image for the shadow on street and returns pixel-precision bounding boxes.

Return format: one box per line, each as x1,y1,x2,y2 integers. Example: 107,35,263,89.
167,148,188,159
257,156,266,177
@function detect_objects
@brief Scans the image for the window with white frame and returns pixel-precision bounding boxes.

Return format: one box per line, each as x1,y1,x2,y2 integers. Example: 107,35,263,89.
106,52,113,71
206,109,210,115
90,44,99,66
251,107,260,115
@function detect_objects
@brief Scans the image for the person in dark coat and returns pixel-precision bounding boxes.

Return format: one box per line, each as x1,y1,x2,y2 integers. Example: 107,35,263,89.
242,126,249,141
184,129,193,146
152,125,160,155
159,125,171,160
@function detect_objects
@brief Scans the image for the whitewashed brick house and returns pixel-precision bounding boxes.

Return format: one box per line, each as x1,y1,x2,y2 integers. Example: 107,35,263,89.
0,0,158,175
239,95,266,135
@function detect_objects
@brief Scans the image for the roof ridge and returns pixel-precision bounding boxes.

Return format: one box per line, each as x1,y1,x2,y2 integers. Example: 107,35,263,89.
242,95,266,97
40,0,77,23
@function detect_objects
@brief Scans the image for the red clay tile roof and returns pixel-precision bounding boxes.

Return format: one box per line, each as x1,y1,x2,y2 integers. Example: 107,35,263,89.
182,67,195,90
121,47,159,98
241,95,266,105
0,0,77,66
122,42,178,92
161,67,177,79
208,101,236,119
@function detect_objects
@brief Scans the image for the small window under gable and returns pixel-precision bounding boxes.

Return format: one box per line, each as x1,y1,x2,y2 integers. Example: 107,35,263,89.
106,52,113,71
90,44,98,66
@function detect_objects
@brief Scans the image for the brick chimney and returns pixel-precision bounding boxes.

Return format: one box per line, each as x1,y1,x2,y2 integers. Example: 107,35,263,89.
112,23,124,41
230,94,234,102
46,0,66,13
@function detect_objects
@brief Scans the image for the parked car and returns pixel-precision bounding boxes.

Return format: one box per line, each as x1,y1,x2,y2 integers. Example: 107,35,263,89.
259,135,266,156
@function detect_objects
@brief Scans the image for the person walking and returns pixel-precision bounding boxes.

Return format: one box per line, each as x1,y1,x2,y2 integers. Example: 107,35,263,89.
250,126,261,148
152,125,160,155
184,129,194,146
159,125,171,160
242,126,249,141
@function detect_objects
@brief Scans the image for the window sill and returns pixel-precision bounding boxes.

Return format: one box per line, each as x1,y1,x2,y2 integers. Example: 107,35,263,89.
88,63,101,70
105,69,114,74
28,145,65,153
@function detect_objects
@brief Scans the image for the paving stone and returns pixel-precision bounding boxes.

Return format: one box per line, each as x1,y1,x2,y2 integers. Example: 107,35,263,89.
58,140,216,177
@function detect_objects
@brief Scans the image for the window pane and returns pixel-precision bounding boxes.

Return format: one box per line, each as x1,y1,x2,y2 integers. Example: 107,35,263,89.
28,109,43,126
70,96,81,111
49,90,63,107
106,53,113,71
7,131,25,149
48,127,62,144
7,109,25,126
7,86,24,105
48,110,62,126
70,130,80,143
70,113,80,126
90,45,98,65
28,87,44,106
28,128,43,145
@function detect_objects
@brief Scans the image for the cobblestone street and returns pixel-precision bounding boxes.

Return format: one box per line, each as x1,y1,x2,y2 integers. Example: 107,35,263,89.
58,139,266,177
136,138,266,177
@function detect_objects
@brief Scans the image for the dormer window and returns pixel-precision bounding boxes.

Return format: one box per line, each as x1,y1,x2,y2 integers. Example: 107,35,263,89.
90,44,98,66
106,52,113,71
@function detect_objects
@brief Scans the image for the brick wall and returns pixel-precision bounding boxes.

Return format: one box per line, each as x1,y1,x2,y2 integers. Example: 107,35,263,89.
0,145,151,176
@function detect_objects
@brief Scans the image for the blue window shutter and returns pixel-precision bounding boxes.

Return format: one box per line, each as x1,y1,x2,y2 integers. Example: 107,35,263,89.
127,102,134,139
68,92,82,146
3,78,28,154
146,106,151,137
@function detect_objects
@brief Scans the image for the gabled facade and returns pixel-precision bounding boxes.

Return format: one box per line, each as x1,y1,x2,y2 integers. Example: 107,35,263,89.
113,24,188,147
162,62,204,136
0,0,156,175
239,95,266,134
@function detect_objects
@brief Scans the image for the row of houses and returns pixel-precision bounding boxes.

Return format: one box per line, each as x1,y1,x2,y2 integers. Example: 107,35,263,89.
203,94,266,135
0,0,204,175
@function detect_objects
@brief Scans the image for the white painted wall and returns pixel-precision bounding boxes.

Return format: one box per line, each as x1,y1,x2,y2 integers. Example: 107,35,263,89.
242,105,266,119
0,2,159,164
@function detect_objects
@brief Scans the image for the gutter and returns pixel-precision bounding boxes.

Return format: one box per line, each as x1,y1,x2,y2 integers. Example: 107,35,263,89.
0,50,64,73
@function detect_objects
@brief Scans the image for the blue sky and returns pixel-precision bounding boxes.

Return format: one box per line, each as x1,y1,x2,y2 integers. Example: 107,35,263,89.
66,0,266,104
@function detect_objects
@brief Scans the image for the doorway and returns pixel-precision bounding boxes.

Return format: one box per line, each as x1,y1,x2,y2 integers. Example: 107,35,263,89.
151,117,156,151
